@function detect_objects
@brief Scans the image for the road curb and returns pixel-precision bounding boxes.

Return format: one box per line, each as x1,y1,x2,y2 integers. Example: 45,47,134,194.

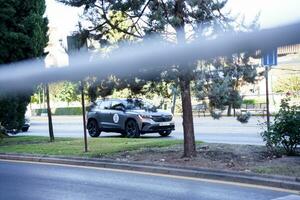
0,153,299,191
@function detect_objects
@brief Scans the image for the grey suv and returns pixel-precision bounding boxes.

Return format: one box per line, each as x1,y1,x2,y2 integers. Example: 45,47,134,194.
87,98,175,138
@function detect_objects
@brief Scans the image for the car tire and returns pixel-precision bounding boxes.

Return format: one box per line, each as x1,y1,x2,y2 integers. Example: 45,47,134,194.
120,131,127,137
21,127,29,132
125,119,140,138
87,120,101,137
159,130,172,137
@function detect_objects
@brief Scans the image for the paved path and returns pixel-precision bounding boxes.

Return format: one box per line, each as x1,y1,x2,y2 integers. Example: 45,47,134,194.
0,160,298,200
19,115,268,145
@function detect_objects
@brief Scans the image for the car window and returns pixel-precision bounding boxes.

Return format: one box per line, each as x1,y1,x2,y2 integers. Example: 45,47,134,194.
110,100,123,108
96,100,102,106
99,100,111,109
95,100,102,108
111,100,127,111
125,99,155,110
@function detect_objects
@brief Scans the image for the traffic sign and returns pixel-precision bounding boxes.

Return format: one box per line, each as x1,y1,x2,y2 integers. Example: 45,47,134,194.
262,49,277,66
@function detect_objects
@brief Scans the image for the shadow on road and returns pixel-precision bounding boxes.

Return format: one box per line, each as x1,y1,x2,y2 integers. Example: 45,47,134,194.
100,134,169,139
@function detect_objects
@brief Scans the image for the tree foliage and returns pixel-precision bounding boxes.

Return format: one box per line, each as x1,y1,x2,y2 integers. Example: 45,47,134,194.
0,0,48,130
0,0,48,63
273,75,300,96
194,52,260,120
50,81,80,104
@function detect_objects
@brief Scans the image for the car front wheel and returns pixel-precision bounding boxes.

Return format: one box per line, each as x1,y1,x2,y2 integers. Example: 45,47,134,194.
87,120,101,137
159,130,172,137
125,120,140,138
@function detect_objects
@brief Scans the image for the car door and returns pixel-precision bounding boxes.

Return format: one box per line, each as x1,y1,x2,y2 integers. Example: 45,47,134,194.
108,100,127,131
98,100,111,129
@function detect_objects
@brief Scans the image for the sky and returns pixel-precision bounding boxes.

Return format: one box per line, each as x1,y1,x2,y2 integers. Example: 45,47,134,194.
225,0,300,28
45,0,300,40
45,0,82,39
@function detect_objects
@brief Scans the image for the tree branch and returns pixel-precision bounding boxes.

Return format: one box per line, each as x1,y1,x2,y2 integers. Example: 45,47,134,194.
98,0,143,39
87,21,107,32
159,0,171,24
133,0,151,27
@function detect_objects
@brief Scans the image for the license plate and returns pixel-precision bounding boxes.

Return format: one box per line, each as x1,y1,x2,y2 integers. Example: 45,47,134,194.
159,122,170,126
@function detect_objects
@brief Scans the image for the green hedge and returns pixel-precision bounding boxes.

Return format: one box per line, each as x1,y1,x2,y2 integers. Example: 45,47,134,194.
33,108,48,116
54,107,82,115
243,99,256,105
32,107,82,116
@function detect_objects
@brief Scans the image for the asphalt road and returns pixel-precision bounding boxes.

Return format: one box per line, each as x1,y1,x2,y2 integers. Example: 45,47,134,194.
20,115,268,145
0,160,298,200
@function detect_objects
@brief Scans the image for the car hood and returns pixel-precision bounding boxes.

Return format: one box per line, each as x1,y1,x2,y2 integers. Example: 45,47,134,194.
126,109,172,116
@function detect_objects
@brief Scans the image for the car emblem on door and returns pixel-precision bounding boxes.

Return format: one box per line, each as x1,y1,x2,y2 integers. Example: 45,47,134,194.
113,114,119,123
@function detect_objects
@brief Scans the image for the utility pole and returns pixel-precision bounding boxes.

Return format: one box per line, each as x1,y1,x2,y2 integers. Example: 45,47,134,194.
265,66,270,131
262,48,277,132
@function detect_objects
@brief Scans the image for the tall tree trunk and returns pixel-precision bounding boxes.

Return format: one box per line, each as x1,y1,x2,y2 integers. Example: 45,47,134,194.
227,104,232,116
46,84,54,142
174,0,196,157
179,77,196,157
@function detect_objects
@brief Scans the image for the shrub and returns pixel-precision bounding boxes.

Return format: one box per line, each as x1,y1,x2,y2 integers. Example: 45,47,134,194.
237,112,251,123
0,123,8,139
261,98,300,155
210,110,222,119
0,94,30,130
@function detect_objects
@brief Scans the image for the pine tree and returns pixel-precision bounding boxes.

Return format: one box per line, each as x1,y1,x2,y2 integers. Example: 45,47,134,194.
59,0,232,157
0,0,48,130
194,52,260,119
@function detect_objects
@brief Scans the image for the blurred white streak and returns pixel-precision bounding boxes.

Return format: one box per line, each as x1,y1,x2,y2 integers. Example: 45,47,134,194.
0,22,300,93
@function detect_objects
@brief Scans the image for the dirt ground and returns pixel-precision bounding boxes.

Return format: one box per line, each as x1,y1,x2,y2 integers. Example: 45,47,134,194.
104,143,300,177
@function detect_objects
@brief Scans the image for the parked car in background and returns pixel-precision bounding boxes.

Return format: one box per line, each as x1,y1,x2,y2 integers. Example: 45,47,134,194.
87,98,175,138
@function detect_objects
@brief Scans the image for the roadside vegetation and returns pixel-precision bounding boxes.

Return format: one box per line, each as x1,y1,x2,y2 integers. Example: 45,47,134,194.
104,143,300,177
0,0,48,131
262,97,300,156
0,136,181,157
2,136,298,177
58,0,261,157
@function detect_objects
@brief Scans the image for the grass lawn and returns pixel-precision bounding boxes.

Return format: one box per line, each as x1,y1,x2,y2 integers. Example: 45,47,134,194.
0,136,182,157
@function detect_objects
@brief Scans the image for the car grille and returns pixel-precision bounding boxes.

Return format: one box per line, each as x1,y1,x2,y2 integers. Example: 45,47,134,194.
150,125,175,131
152,115,172,122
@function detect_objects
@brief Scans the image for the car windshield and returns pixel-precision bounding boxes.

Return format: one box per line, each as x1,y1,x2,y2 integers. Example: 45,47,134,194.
124,99,156,111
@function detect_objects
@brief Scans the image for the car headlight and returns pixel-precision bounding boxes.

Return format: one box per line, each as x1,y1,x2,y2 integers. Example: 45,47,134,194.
138,114,152,119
